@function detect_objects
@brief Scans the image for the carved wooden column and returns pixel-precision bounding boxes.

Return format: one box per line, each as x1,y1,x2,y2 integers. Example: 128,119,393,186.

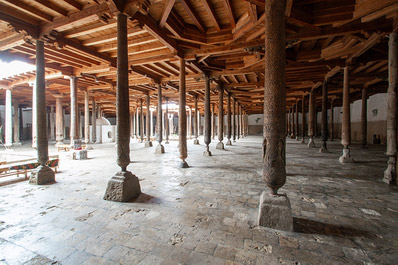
165,97,169,144
216,85,224,149
13,100,21,145
291,104,295,139
69,76,79,146
239,105,243,138
29,40,55,185
361,87,368,148
339,67,354,163
104,13,141,201
178,58,188,167
258,0,293,231
54,96,64,145
330,98,335,141
84,91,90,145
320,81,329,153
295,99,299,140
226,92,232,145
32,82,37,148
140,98,144,143
155,83,165,154
188,107,192,139
49,105,55,142
5,89,12,147
145,93,152,147
91,98,96,143
287,107,291,136
301,95,306,144
237,103,240,140
384,29,397,184
211,103,216,140
233,99,236,142
203,75,212,156
194,94,199,144
308,90,316,147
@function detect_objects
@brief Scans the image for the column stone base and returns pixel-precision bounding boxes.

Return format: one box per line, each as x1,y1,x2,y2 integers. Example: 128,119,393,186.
29,165,55,185
145,141,153,147
258,191,293,231
165,141,169,144
290,134,295,139
216,142,224,150
104,171,141,202
72,150,88,160
295,136,299,141
85,144,93,150
383,157,396,185
13,142,22,146
194,139,200,145
319,147,329,153
300,138,305,144
203,147,212,156
178,160,189,168
339,148,354,163
155,144,165,154
226,139,232,145
307,137,315,148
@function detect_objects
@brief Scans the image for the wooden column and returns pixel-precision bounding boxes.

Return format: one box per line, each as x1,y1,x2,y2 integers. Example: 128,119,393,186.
165,97,169,144
384,29,397,184
308,90,316,148
145,94,152,147
194,94,199,144
188,107,192,139
295,99,299,140
55,96,64,144
211,103,216,140
5,89,12,147
216,85,224,149
178,58,188,167
320,81,329,153
91,98,96,143
49,105,55,141
339,67,354,163
226,92,232,145
29,39,54,185
301,95,306,144
140,98,144,143
13,100,21,145
259,0,292,231
287,107,291,136
155,83,165,154
69,76,79,145
32,82,37,148
104,13,141,202
233,99,236,142
84,91,90,145
291,104,295,138
203,75,211,156
330,98,335,141
361,87,368,148
237,103,240,140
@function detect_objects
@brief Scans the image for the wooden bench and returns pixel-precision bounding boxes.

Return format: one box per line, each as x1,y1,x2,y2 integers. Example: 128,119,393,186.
0,155,59,179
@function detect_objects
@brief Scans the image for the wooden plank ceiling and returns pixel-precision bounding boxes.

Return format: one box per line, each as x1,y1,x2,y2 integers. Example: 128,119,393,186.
0,0,396,115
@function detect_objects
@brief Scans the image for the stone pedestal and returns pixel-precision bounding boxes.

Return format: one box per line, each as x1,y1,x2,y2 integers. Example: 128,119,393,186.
155,144,165,154
104,171,141,202
307,137,315,148
301,138,305,144
216,142,224,150
72,150,88,160
194,139,199,145
178,161,189,168
339,148,354,163
383,157,396,184
258,192,293,231
145,141,153,147
203,150,212,156
226,139,232,145
319,147,329,153
29,165,55,185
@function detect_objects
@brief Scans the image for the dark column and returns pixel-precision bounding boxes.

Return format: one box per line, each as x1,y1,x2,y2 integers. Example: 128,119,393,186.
308,89,316,148
165,97,169,144
287,107,291,136
361,87,368,148
258,0,293,231
178,58,189,167
155,84,164,154
145,93,152,147
330,98,334,141
226,92,232,145
140,98,144,143
91,98,97,143
216,85,224,149
301,95,306,144
104,13,141,201
320,81,329,153
203,74,212,156
212,103,216,140
384,28,397,184
55,96,64,145
69,76,79,145
194,94,199,144
29,40,55,185
84,91,90,145
295,99,299,140
237,103,240,140
291,104,295,138
339,67,354,163
233,99,236,142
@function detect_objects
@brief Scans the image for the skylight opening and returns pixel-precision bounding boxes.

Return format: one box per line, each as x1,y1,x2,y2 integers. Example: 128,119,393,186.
0,60,35,79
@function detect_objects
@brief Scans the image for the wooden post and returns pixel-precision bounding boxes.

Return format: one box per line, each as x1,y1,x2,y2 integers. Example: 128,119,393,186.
339,67,354,163
194,94,199,145
361,87,368,148
178,58,188,167
330,98,334,141
145,93,152,147
155,84,165,154
308,90,316,148
165,97,169,144
5,89,12,147
204,75,212,156
84,91,90,145
295,99,299,140
216,85,224,149
212,103,216,140
301,95,306,144
320,81,329,153
140,98,144,143
226,92,232,145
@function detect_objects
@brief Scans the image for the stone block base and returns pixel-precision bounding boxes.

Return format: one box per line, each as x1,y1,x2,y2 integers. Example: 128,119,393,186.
145,141,153,147
383,157,396,184
301,138,305,144
319,147,329,153
216,142,224,150
165,141,169,144
339,148,354,163
29,165,55,185
226,139,232,146
258,191,293,231
203,150,212,156
72,150,88,160
104,171,141,202
194,139,199,145
155,144,165,154
178,161,189,168
307,138,315,148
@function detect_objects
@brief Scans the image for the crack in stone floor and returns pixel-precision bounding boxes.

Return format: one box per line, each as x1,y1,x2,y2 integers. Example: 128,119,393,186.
0,136,397,264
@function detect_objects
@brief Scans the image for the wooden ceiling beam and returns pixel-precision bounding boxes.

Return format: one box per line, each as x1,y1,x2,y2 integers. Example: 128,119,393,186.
180,0,206,33
202,0,221,31
159,0,175,28
33,0,68,17
3,0,53,22
221,0,236,28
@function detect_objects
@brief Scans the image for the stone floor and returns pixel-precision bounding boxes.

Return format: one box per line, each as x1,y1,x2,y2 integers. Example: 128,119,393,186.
0,136,397,265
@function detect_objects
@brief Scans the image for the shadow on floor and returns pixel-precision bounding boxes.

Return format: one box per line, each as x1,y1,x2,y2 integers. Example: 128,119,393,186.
293,217,369,238
0,178,27,186
132,193,162,204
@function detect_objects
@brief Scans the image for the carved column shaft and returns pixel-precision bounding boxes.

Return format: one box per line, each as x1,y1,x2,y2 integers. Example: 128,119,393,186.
194,94,198,140
5,89,12,147
320,81,328,151
227,92,232,143
156,84,163,144
84,91,90,144
361,87,367,147
218,86,224,142
140,99,144,142
179,58,188,166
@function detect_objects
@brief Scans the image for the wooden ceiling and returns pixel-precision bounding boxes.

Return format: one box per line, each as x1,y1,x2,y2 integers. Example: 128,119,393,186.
0,0,396,115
